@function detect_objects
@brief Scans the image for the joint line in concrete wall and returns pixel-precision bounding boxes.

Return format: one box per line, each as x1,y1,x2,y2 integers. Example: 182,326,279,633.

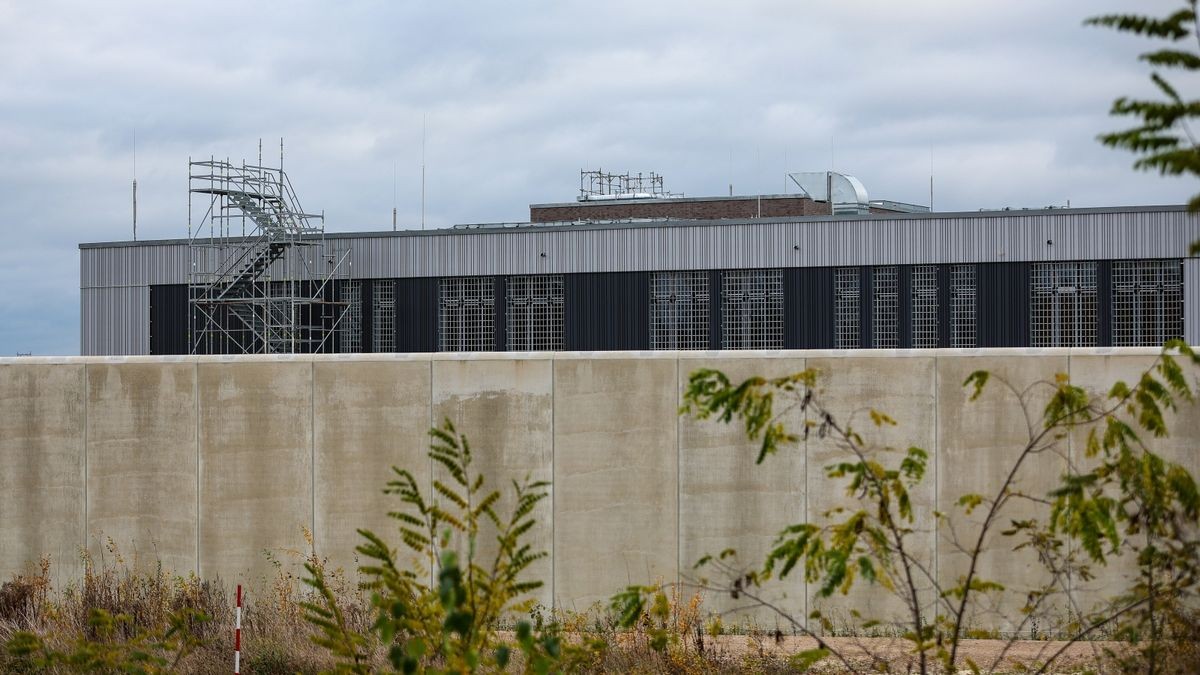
802,357,809,631
674,356,681,595
195,361,201,577
428,359,435,589
82,365,88,556
1065,353,1073,603
550,354,556,608
311,361,316,556
932,355,939,623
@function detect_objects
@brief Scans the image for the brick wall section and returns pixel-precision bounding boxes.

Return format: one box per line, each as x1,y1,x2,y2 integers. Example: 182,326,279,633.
530,196,832,222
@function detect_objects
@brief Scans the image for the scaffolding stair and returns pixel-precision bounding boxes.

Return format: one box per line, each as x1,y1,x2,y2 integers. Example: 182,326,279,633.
213,241,288,300
188,155,347,355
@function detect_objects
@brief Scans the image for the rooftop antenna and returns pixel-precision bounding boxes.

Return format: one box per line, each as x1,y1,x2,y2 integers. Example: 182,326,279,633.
421,113,426,230
929,146,935,212
132,130,137,241
728,147,733,196
392,160,397,231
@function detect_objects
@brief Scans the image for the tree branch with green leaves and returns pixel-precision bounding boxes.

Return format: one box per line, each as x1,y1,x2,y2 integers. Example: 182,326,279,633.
675,341,1200,674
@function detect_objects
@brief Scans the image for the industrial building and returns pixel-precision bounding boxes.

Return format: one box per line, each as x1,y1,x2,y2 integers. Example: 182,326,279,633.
78,163,1200,355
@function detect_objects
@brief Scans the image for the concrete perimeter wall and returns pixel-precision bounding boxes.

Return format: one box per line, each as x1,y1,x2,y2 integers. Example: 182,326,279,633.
2,349,1197,631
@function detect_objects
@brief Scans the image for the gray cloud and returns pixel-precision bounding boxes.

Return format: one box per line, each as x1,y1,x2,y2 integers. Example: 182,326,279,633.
0,0,1192,354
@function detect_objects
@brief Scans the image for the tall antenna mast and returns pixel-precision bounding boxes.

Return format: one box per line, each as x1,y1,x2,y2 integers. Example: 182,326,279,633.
132,130,137,241
929,146,935,212
421,113,426,230
392,160,397,231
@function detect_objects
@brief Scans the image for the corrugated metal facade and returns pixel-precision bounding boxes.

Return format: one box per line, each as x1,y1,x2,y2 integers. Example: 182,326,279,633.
80,206,1200,354
80,286,149,355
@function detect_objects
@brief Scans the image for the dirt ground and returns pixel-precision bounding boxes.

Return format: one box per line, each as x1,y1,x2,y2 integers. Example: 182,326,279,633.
698,634,1121,672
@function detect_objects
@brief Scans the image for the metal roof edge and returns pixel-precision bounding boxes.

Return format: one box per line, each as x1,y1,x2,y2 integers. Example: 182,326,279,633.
79,204,1193,250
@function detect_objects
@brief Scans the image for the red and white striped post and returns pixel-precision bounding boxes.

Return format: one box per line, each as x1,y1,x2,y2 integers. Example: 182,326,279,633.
234,584,243,674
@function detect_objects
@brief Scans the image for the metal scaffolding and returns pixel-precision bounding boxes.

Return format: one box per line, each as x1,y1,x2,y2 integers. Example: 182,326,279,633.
187,146,351,354
578,169,678,200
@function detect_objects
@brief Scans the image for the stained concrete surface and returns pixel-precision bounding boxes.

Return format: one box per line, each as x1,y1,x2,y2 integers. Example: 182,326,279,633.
936,354,1070,633
677,356,808,628
314,359,432,576
0,363,85,580
198,361,314,586
85,362,197,573
433,357,555,609
807,355,939,630
553,357,680,611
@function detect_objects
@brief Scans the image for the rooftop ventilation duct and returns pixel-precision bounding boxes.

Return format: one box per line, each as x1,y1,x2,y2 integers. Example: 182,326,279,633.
788,171,870,215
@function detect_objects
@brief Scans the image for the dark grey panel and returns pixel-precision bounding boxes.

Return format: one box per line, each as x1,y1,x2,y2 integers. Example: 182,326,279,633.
494,276,508,351
564,272,650,351
708,270,722,350
361,280,375,353
784,268,834,349
149,284,189,355
898,266,913,349
859,267,873,348
936,265,952,348
977,262,1030,347
1098,260,1113,347
396,277,438,353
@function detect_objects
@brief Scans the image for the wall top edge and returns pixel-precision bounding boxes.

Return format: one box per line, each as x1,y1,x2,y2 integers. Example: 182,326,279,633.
78,204,1194,250
1,347,1173,366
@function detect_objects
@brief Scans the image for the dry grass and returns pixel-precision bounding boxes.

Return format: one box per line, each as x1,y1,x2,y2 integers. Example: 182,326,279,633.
1,544,1192,673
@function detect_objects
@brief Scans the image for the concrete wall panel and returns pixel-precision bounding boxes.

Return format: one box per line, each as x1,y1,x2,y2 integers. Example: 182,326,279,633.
314,359,432,576
677,356,808,627
936,354,1069,634
807,355,939,630
0,363,85,581
433,358,554,609
553,357,679,611
85,362,197,573
198,361,313,587
1065,353,1200,616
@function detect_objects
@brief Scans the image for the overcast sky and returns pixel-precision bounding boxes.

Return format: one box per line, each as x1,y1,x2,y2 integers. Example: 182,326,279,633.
0,0,1194,355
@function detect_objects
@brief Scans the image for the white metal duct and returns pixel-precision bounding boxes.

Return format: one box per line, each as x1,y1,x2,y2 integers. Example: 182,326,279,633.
788,171,870,215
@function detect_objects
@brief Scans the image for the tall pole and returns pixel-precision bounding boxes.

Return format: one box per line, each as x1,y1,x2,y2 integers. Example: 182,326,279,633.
929,146,935,212
132,130,137,240
421,113,426,230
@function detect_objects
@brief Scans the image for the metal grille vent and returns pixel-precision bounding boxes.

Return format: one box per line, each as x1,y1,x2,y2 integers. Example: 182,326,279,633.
507,275,564,351
873,267,899,348
911,265,938,348
835,267,860,348
1031,262,1098,347
339,280,362,353
650,271,710,349
720,269,783,349
951,265,977,348
439,277,497,352
1112,259,1183,346
372,280,395,353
